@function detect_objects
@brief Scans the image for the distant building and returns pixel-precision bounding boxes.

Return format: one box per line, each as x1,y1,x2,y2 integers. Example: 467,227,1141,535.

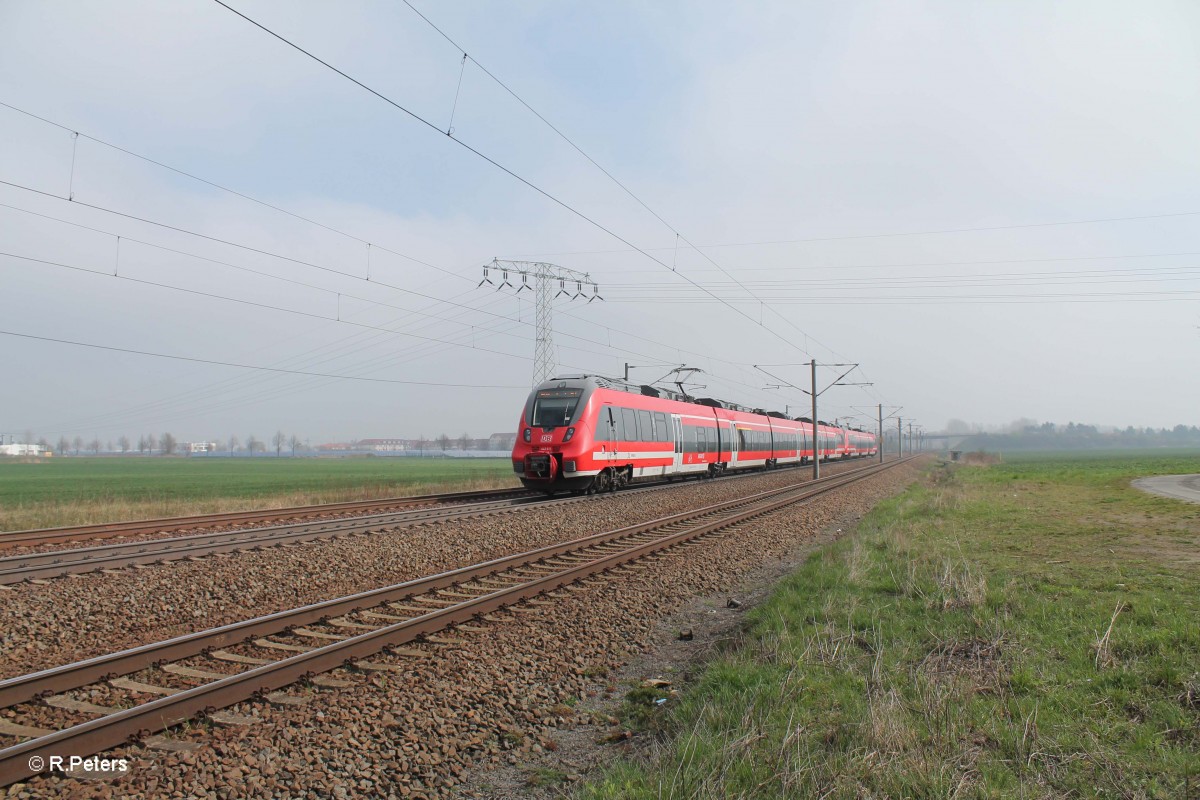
185,441,220,454
317,442,353,452
0,443,47,457
488,432,517,451
356,438,409,452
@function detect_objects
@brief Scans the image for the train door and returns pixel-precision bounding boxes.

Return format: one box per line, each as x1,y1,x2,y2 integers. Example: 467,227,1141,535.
600,405,618,465
671,415,683,473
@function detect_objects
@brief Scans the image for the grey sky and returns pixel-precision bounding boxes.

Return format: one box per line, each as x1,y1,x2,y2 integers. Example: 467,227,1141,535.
1,0,1197,445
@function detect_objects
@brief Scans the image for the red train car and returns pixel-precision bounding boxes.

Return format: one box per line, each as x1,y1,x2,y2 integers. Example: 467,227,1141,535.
511,375,877,494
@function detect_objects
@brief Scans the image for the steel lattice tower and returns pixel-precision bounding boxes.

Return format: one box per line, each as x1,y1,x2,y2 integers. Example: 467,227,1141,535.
482,259,602,387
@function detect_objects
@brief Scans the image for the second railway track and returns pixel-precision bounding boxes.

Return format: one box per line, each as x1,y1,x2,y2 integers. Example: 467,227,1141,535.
0,458,911,788
0,486,537,551
0,461,866,585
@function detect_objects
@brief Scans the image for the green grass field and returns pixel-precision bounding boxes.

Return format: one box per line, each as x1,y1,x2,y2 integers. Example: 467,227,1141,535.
0,457,518,531
582,452,1200,799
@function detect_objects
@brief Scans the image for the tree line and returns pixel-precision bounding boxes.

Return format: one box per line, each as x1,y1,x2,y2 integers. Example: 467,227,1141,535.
38,431,305,456
965,422,1200,451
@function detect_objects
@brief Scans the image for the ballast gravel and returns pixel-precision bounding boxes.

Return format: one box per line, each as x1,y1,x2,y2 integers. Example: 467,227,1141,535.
0,459,921,800
0,463,863,680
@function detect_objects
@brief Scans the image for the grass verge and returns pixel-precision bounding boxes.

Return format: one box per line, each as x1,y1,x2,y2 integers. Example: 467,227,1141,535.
580,454,1200,799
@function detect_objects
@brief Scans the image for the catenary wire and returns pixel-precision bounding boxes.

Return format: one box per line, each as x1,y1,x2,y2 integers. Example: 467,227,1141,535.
210,0,830,364
0,329,526,388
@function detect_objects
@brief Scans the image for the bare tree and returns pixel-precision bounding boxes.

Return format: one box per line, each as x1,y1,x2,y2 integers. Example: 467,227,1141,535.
56,436,69,456
89,438,101,455
117,435,130,453
161,432,177,455
436,434,451,451
72,436,83,455
288,434,301,457
137,435,148,455
228,435,239,455
272,430,286,457
36,437,51,453
457,432,471,451
246,435,260,455
146,434,158,454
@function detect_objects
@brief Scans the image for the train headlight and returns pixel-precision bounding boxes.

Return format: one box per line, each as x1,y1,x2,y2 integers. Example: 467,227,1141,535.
523,428,531,443
563,426,575,443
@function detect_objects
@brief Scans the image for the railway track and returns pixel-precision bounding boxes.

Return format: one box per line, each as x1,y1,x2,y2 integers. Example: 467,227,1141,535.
0,492,547,585
0,458,910,788
0,486,536,551
0,461,867,585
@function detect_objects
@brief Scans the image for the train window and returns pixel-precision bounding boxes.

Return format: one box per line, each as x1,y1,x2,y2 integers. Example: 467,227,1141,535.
653,412,668,443
598,406,613,443
621,408,638,442
637,410,653,443
531,388,582,427
683,424,696,453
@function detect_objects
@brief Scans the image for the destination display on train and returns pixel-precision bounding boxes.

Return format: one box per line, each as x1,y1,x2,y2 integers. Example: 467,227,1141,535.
536,388,582,399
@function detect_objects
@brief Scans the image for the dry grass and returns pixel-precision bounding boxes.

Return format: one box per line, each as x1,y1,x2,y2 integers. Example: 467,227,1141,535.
581,455,1200,799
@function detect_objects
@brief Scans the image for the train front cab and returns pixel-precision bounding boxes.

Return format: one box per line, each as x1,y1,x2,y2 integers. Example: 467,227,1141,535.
512,383,598,494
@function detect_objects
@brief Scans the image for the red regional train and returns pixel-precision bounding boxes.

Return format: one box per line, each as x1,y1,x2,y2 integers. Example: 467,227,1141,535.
512,375,878,494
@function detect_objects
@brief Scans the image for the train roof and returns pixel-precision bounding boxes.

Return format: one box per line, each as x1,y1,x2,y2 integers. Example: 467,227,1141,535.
545,374,862,430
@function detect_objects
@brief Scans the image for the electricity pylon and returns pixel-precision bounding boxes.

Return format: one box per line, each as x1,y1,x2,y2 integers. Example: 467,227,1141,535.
482,259,602,387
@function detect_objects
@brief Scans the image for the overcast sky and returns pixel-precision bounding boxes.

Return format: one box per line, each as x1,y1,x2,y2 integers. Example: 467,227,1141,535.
1,0,1197,446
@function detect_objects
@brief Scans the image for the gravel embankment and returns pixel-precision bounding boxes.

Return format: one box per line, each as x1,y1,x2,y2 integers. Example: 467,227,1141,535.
0,462,865,679
1,459,921,800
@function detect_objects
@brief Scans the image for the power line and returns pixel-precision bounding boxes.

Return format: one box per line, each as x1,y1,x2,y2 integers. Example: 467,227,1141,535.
0,248,537,362
32,296,526,436
210,0,826,362
607,291,1200,305
0,96,868,395
0,328,526,388
399,0,680,238
396,0,851,363
0,99,462,281
0,181,779,391
592,250,1200,276
600,271,1200,291
0,200,548,345
513,210,1200,258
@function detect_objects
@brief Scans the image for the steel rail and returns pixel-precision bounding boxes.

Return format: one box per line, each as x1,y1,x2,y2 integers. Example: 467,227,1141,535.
0,458,911,787
0,460,869,584
0,460,887,706
1,455,867,551
0,495,548,585
0,486,536,550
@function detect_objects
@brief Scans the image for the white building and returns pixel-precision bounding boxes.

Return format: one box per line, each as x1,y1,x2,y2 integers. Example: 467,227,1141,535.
0,443,47,457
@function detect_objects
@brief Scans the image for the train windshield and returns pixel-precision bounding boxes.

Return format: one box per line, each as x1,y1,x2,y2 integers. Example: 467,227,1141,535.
531,388,582,427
